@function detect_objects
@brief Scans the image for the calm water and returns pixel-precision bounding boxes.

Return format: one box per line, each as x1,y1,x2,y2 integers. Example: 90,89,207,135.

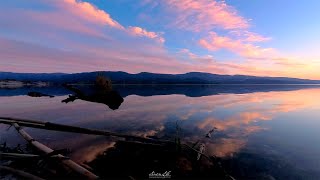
1,85,320,179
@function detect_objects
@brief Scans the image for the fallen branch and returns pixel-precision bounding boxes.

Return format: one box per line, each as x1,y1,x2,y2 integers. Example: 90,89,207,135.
12,123,98,179
0,165,45,180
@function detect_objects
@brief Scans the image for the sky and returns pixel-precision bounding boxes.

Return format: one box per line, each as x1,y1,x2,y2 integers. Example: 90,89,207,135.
1,0,320,79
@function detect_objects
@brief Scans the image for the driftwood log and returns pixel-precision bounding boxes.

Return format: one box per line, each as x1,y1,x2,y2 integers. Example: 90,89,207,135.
11,123,98,179
1,152,41,159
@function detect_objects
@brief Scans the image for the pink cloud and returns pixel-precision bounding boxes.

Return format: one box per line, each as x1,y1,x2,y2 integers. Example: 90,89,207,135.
178,48,215,64
146,0,249,31
58,1,163,43
199,32,275,58
229,30,272,42
1,0,319,79
244,32,271,42
30,0,163,42
0,1,122,39
57,0,164,43
127,26,165,43
59,0,124,29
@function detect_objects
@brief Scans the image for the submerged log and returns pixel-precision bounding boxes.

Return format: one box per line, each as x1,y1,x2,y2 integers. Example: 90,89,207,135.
0,117,158,142
11,123,98,179
0,165,45,180
0,152,40,159
0,152,63,160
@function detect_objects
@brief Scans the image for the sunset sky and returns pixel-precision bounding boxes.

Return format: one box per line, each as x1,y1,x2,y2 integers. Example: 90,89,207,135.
1,0,320,79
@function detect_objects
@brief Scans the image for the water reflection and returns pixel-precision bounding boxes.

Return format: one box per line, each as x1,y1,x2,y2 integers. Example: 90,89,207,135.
27,91,54,98
1,84,320,97
1,86,320,178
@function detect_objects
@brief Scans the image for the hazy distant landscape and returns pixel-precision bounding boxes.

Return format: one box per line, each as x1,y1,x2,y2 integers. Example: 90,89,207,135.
1,71,320,85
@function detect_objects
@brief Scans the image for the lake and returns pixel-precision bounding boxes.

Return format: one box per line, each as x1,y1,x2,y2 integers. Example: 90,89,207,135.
1,85,320,179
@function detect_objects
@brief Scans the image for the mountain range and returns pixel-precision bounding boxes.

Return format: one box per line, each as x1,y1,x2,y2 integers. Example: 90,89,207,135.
1,71,320,84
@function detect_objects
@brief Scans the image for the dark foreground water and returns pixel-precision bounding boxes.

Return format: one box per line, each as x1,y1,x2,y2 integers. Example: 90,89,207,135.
1,85,320,179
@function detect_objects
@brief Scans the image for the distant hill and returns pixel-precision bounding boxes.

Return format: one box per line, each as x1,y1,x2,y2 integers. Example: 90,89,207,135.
0,71,320,84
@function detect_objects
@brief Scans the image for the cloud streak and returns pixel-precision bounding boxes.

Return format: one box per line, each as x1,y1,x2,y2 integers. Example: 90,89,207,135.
199,32,275,59
61,0,124,29
127,26,165,43
148,0,249,31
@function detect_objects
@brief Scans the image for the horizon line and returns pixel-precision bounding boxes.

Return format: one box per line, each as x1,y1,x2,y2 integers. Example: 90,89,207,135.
1,70,320,81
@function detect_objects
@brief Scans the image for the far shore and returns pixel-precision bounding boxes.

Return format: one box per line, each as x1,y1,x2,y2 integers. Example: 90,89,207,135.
0,80,50,89
2,80,320,89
